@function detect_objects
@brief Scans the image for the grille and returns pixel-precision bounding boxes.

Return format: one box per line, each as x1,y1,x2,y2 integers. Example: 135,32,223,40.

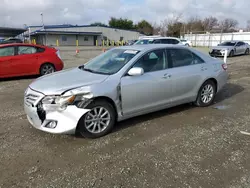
24,88,44,107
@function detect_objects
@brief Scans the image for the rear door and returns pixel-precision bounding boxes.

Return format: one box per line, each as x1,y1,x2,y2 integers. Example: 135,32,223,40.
166,48,206,104
0,46,16,77
11,45,39,75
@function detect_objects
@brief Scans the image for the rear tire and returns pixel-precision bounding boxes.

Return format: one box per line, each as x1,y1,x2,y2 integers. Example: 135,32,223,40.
40,63,55,76
77,100,116,139
195,80,216,107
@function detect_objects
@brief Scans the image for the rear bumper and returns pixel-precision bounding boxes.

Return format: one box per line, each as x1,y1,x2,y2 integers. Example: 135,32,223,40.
217,71,229,93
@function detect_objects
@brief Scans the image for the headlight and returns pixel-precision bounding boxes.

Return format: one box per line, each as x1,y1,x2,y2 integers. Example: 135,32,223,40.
42,95,76,106
41,87,93,110
42,96,58,104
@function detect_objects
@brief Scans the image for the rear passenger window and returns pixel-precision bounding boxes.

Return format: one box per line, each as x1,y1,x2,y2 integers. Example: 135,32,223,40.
37,47,45,53
169,49,204,68
18,46,37,55
0,47,15,57
172,39,180,44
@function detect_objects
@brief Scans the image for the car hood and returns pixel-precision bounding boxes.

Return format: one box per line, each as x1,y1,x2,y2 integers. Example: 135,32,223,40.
29,67,109,95
211,46,234,50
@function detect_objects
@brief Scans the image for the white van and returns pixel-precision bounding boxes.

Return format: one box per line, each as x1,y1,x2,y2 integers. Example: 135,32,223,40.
134,36,185,46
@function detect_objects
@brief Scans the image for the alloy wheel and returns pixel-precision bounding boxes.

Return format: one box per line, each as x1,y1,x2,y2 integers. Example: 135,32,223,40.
201,84,214,104
41,64,55,75
84,107,111,134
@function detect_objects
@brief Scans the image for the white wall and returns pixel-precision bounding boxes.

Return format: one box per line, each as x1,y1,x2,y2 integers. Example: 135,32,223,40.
32,34,96,46
184,32,250,47
78,35,94,46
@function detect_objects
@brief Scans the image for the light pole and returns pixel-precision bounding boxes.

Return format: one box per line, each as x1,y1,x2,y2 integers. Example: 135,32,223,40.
40,12,46,45
41,12,44,30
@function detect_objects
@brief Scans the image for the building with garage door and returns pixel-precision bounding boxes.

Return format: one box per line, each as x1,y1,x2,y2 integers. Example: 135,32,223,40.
24,24,141,46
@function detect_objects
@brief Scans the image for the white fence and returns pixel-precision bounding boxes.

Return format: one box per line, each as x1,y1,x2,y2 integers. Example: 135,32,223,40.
184,32,250,47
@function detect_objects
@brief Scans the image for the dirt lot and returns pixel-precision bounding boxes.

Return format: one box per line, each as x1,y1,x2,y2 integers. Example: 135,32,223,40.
1,46,250,188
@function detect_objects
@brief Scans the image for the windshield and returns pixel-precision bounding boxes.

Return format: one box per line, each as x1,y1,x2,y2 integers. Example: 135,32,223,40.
81,48,140,75
218,42,236,46
134,39,154,45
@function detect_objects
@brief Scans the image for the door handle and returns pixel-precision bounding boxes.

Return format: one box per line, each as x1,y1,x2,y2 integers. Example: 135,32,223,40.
162,73,171,79
201,67,207,71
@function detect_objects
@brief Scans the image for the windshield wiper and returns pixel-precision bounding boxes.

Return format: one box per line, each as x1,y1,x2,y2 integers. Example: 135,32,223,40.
79,65,111,75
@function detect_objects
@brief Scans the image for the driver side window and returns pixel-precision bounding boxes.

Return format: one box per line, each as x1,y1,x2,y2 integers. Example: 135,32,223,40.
132,49,167,73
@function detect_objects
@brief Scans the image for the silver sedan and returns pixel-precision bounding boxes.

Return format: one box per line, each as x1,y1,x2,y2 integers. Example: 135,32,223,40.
209,40,250,57
24,44,228,138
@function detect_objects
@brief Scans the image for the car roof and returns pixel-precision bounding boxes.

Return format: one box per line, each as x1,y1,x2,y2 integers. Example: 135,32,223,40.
115,44,215,62
222,40,242,43
0,43,47,48
116,44,188,51
139,37,180,40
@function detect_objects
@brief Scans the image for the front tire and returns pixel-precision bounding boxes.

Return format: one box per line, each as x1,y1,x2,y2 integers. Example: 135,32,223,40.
77,100,116,139
195,80,216,107
229,50,234,57
245,48,249,55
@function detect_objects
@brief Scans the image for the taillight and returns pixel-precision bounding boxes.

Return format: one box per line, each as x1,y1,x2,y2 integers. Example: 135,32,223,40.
222,63,227,70
56,50,62,59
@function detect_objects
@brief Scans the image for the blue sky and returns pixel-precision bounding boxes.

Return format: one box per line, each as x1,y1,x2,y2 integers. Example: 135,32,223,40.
0,0,249,28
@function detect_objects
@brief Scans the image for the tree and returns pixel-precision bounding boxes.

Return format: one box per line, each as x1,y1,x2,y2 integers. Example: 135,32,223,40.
219,18,238,32
135,20,154,35
159,13,183,37
108,17,134,30
185,16,204,33
202,16,218,31
90,22,108,27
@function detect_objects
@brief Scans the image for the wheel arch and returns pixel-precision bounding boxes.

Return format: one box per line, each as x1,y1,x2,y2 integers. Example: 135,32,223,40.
75,96,118,135
80,96,119,121
200,77,218,93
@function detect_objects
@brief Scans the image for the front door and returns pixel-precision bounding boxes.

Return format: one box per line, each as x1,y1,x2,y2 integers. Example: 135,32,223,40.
120,49,172,116
167,48,205,104
0,46,15,77
234,42,244,54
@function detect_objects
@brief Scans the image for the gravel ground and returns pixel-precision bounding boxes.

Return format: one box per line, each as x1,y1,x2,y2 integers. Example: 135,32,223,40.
1,47,250,188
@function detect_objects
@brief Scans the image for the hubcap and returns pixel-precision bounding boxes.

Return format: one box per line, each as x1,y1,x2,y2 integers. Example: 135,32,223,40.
84,107,111,134
201,84,214,104
41,65,54,75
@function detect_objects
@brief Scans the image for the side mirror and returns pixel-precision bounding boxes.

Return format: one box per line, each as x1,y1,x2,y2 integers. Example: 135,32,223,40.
127,67,144,76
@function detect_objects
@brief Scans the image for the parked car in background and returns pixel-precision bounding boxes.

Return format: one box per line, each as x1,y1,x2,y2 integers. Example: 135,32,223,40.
134,36,184,46
209,40,250,57
24,44,228,139
180,39,192,46
0,43,64,78
0,37,23,44
127,40,138,45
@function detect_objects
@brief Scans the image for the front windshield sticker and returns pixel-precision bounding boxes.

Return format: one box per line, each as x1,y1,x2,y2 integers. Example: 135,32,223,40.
124,50,138,54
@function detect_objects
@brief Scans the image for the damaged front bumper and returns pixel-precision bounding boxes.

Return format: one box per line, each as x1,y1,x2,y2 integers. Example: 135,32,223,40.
24,88,90,135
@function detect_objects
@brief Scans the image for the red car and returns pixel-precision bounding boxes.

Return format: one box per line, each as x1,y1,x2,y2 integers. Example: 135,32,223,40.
0,43,64,78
